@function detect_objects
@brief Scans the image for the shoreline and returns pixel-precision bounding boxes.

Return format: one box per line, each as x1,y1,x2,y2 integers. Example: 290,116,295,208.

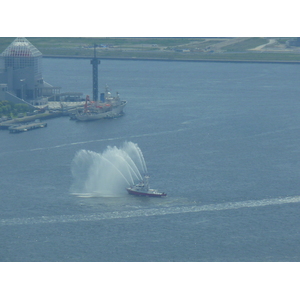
43,55,300,64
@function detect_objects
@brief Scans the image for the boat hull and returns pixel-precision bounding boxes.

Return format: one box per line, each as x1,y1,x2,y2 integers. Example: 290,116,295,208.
75,101,126,121
126,188,167,197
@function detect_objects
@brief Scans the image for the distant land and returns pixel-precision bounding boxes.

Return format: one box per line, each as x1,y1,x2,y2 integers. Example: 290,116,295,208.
1,37,300,63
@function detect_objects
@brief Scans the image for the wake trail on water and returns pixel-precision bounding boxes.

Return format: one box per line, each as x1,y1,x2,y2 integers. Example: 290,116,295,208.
1,196,300,226
0,129,186,156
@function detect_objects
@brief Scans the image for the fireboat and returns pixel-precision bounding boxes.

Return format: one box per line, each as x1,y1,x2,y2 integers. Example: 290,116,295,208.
126,176,167,197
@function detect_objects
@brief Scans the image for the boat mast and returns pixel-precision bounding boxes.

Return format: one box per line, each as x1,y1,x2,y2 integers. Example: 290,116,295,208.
144,175,149,190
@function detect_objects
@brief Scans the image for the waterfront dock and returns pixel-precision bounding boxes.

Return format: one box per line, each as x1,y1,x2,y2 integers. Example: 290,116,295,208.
9,121,47,133
0,111,63,130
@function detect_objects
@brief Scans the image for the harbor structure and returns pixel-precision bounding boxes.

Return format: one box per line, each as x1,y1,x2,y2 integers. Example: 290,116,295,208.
0,37,60,106
9,121,47,133
0,38,125,123
91,44,100,101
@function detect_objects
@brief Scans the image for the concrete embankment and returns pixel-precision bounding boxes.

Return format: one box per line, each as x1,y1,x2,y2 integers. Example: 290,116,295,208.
43,55,300,64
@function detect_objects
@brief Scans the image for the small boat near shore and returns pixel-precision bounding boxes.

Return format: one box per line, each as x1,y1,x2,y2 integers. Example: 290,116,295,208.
126,176,167,197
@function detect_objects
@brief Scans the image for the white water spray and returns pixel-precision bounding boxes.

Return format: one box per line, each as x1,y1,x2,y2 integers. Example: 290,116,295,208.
70,141,147,197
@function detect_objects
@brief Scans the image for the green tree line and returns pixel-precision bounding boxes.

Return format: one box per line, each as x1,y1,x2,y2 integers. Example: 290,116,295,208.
0,100,33,117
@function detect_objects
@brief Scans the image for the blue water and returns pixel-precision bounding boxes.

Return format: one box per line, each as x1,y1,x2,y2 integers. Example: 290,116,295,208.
1,58,300,261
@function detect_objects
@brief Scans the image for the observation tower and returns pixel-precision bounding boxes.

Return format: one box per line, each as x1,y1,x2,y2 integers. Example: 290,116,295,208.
90,44,100,101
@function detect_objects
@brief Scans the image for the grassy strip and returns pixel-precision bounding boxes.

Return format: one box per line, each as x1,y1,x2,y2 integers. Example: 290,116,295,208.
222,37,269,51
1,37,300,62
44,50,300,62
28,37,205,47
0,37,206,52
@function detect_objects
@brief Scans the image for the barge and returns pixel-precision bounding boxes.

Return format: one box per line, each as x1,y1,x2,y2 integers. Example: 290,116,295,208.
9,121,47,133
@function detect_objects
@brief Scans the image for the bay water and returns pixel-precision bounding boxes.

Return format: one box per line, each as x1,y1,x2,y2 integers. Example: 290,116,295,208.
1,58,300,261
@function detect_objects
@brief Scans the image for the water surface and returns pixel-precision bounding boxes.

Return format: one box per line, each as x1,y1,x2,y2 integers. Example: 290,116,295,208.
1,59,300,261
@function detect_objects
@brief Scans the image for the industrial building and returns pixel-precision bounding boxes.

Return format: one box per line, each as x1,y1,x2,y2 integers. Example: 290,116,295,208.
0,37,60,106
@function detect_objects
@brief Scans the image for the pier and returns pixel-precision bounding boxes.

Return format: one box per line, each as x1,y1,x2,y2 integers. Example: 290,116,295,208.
0,111,63,130
9,121,47,133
